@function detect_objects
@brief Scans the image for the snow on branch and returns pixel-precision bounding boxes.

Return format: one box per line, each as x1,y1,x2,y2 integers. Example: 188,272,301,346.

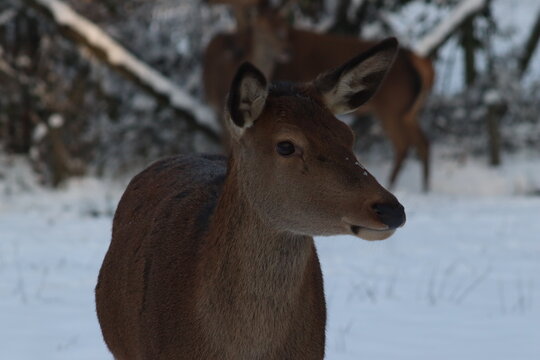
24,0,221,142
415,0,488,57
207,0,261,5
0,51,16,84
0,55,14,77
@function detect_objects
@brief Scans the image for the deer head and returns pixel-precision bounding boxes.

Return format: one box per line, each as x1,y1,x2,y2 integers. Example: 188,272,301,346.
225,38,405,241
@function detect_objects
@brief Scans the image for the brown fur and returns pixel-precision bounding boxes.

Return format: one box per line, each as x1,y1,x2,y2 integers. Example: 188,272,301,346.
97,40,405,359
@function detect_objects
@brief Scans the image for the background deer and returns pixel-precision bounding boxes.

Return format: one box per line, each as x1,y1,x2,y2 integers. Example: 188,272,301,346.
96,38,406,359
203,5,291,125
203,4,435,191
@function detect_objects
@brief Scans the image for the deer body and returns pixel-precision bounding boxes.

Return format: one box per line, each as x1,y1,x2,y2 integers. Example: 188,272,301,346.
96,154,325,359
97,39,405,359
203,25,434,190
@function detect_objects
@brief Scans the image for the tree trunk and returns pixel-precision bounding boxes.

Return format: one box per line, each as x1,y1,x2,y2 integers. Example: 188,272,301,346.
486,101,505,166
461,17,476,85
484,90,508,166
328,0,369,36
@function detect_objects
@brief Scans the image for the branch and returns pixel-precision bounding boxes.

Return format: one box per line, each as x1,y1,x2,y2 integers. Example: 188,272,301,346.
206,0,261,5
415,0,489,58
0,49,17,85
23,0,221,143
518,9,540,78
0,55,15,79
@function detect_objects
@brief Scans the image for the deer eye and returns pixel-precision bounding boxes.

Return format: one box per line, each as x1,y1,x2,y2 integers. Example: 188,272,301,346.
276,141,295,156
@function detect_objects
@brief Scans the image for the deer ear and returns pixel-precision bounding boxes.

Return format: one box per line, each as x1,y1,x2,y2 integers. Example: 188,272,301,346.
226,62,268,134
314,38,398,115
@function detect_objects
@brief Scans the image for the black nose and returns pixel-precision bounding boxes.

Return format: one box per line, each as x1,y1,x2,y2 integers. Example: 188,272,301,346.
372,202,406,229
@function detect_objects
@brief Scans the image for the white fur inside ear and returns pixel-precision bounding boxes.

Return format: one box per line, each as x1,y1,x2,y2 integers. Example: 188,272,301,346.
347,55,390,85
322,54,392,115
324,81,366,115
238,76,267,127
226,62,270,135
226,76,268,138
227,114,247,138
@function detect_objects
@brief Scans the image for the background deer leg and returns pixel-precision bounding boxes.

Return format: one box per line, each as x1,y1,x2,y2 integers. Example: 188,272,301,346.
389,144,409,190
377,111,409,189
403,110,430,192
413,124,430,192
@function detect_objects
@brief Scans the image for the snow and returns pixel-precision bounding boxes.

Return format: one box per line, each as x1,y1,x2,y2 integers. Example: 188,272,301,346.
1,148,539,359
382,0,540,93
30,0,219,133
415,0,488,57
365,146,540,196
320,195,540,359
484,89,502,105
48,114,64,128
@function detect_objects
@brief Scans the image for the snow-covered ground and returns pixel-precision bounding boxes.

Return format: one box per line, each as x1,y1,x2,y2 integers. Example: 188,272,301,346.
1,147,539,360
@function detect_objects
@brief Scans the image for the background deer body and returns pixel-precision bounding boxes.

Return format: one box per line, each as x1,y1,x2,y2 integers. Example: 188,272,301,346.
97,39,405,359
203,21,435,191
203,13,290,122
274,29,435,191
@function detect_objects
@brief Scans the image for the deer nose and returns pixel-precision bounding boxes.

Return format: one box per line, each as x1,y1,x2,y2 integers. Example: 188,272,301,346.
371,202,406,229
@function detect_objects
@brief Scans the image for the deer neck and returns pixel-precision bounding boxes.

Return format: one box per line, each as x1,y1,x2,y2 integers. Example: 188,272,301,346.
196,157,314,351
249,34,279,79
235,29,277,79
201,159,313,296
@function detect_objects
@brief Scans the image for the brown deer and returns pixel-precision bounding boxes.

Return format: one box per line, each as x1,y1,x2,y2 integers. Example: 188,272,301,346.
203,8,435,191
96,38,406,359
273,29,435,192
202,6,291,121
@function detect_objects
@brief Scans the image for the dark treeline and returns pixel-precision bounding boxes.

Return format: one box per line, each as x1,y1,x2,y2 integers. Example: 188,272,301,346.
0,0,538,186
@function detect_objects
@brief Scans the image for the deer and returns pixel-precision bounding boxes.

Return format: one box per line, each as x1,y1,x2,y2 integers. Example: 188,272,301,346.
202,5,291,127
273,28,435,192
202,6,435,191
96,38,406,359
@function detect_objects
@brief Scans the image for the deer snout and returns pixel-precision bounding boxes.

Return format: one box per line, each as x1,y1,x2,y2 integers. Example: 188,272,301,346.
371,202,406,229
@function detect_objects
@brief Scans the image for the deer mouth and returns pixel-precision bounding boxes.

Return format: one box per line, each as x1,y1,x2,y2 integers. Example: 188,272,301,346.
348,224,396,241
